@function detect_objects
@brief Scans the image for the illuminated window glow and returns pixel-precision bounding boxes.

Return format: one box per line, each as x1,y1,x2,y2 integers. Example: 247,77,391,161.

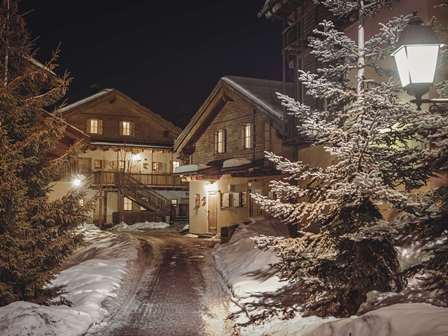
216,129,226,153
120,121,133,136
243,123,252,149
124,197,133,211
88,119,102,134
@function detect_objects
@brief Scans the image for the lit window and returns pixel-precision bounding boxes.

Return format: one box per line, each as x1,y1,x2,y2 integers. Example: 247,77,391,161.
216,129,226,154
94,160,103,169
172,161,180,172
171,199,178,206
124,197,133,211
88,119,102,134
120,121,134,136
79,199,84,207
243,123,252,149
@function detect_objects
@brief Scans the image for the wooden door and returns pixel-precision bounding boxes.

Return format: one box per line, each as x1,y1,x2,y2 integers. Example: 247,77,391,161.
208,193,218,234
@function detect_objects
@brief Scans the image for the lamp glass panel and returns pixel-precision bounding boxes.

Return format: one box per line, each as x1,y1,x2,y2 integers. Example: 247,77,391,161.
393,46,411,87
407,44,439,84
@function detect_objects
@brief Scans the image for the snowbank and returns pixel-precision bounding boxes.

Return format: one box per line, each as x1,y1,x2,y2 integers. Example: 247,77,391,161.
215,219,448,336
113,221,170,232
307,303,448,336
214,218,328,335
0,224,138,336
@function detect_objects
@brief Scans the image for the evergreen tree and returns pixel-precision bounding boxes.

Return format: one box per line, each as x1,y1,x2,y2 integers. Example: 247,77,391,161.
0,1,88,305
252,0,448,318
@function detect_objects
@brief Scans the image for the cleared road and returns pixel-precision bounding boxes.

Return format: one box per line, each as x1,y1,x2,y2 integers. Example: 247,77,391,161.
86,231,230,336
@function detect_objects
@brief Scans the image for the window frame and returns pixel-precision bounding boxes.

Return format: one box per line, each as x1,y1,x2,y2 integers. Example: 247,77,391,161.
123,197,133,211
152,162,163,173
120,120,134,136
87,118,103,135
215,128,226,154
93,159,103,170
118,160,126,171
242,123,253,149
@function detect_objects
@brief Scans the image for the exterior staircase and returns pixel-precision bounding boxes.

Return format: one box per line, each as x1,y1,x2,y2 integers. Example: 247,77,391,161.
118,173,170,215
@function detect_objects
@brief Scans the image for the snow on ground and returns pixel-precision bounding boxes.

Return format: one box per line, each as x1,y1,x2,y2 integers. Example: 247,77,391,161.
307,303,448,336
112,221,170,232
213,218,329,336
214,218,448,336
0,224,138,336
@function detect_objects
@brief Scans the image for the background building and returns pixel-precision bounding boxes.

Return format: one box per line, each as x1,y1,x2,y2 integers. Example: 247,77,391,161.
51,89,188,225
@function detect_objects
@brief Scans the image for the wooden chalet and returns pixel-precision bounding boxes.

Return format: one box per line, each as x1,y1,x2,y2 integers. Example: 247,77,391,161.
174,76,299,235
54,89,188,226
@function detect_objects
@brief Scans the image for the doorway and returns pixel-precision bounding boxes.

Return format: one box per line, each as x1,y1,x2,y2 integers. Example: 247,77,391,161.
207,192,218,234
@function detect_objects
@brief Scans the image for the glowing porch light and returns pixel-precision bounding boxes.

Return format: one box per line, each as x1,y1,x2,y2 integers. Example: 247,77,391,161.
205,182,219,193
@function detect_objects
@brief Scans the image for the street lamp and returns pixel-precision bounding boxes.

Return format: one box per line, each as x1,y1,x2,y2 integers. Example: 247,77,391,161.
392,14,442,110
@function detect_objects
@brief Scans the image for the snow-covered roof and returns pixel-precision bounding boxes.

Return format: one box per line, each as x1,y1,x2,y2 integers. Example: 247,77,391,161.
222,76,291,121
222,158,252,169
174,164,210,174
90,141,172,149
27,57,57,76
175,75,293,154
258,0,302,18
58,89,180,136
58,89,114,114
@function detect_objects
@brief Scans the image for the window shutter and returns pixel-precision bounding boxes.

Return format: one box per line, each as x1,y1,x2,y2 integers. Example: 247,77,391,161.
98,120,103,135
241,125,245,148
86,119,91,133
223,129,227,153
119,121,123,136
130,122,135,136
214,130,218,153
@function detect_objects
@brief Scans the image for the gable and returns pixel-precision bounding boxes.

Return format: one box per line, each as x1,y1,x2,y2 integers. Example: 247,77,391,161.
175,76,289,154
62,89,180,146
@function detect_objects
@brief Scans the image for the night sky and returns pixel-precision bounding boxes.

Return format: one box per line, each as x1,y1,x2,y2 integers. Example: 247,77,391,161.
21,1,282,128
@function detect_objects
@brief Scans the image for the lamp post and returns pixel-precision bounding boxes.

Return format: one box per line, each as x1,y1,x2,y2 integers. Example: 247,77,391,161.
392,14,443,110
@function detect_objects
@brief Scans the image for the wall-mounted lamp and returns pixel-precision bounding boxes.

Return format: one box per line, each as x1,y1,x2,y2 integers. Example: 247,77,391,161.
71,175,84,188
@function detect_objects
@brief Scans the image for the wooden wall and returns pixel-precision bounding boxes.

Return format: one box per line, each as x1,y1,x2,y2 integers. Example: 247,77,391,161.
64,94,177,146
191,89,294,165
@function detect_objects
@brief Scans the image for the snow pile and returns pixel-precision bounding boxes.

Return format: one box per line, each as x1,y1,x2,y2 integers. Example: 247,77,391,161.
0,224,138,336
307,303,448,336
113,221,170,231
214,218,328,335
174,164,209,174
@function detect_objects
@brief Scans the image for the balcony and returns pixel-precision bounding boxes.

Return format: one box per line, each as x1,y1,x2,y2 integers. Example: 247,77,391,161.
92,171,187,189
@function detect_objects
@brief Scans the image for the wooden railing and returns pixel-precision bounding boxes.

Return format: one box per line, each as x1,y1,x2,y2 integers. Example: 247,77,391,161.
112,211,167,225
119,174,171,212
93,171,186,188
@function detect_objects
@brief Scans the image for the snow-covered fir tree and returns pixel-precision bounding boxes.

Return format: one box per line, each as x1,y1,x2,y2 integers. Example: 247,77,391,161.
0,1,88,305
252,0,448,318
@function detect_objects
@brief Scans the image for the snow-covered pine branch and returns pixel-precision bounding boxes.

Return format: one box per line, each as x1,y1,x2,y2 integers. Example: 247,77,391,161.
250,2,448,319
